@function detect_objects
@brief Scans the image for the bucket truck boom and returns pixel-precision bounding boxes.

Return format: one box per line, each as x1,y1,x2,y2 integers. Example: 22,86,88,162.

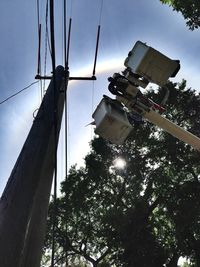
92,40,200,151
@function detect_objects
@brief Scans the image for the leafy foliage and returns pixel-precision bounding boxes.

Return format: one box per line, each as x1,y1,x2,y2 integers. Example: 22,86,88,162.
160,0,200,30
43,80,200,267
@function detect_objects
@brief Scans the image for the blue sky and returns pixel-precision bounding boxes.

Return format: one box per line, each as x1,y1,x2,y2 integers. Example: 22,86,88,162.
0,0,200,194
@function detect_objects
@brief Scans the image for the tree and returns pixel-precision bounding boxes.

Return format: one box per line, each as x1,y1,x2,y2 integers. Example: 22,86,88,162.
160,0,200,30
142,80,200,266
43,164,113,267
43,80,200,267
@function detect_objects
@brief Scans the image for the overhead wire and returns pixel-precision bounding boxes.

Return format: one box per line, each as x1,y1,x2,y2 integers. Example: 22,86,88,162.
0,81,39,105
58,0,65,184
36,0,43,101
66,0,72,70
64,0,68,178
36,0,40,30
92,0,104,76
66,0,73,70
43,0,51,94
98,0,104,25
47,2,104,264
64,0,72,178
61,2,64,66
91,0,104,137
36,0,41,76
67,95,71,171
69,0,73,19
62,1,73,176
91,80,95,139
64,0,67,69
49,0,58,266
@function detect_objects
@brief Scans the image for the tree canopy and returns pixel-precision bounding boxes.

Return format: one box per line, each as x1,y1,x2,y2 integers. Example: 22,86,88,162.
43,80,200,267
160,0,200,30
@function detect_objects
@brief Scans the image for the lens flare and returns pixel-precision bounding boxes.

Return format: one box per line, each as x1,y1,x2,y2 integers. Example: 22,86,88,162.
113,157,126,169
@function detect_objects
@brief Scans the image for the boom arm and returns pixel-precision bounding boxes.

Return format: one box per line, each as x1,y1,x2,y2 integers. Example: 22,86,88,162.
116,92,200,151
143,109,200,150
92,40,200,150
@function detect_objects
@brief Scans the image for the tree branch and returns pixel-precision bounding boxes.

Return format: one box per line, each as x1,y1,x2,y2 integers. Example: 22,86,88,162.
96,247,111,264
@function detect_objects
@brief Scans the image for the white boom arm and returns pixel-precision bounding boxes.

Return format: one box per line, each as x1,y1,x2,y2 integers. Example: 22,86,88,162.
93,40,199,149
116,95,200,151
143,109,200,151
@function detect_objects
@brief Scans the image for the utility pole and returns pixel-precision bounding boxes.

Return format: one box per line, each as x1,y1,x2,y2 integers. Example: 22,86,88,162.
0,0,100,265
0,65,66,267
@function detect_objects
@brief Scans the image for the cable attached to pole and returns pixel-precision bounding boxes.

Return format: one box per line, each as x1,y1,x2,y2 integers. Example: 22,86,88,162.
36,0,43,100
49,0,58,266
64,0,72,178
0,81,39,105
64,0,68,178
50,0,56,72
64,0,67,70
36,0,41,76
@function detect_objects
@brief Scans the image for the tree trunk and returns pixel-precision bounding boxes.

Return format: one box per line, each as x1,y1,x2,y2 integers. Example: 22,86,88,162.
92,261,98,267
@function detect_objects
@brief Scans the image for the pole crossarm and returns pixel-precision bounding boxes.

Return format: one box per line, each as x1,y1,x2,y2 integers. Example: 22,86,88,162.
35,75,96,81
69,76,96,81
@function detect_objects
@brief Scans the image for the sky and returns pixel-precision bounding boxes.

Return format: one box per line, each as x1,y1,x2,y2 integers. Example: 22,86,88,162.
0,0,200,198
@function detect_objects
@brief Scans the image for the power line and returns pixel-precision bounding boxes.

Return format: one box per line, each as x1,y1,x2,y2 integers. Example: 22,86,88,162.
64,0,67,69
0,81,39,105
92,0,104,76
98,0,104,25
91,80,95,139
49,0,56,71
63,0,68,179
36,0,41,72
67,96,71,170
69,0,73,19
36,0,40,30
43,0,51,94
36,0,42,100
49,0,58,266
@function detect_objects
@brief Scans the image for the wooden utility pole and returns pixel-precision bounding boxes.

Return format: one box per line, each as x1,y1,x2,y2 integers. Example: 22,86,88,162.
0,65,67,267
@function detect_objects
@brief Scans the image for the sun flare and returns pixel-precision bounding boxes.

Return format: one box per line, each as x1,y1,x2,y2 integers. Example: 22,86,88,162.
113,158,126,169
